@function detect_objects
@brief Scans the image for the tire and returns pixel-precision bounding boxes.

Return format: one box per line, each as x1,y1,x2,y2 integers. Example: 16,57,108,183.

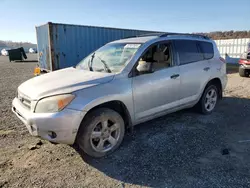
239,66,249,77
197,84,219,115
76,108,125,158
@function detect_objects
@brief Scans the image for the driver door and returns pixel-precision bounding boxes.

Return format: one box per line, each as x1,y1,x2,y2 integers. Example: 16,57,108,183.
132,41,181,123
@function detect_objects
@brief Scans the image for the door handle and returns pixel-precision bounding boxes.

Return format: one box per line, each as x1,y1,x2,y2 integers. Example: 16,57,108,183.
170,74,180,79
203,67,210,71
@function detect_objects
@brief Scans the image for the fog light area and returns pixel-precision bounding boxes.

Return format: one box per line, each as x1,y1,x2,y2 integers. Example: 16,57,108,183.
48,131,57,139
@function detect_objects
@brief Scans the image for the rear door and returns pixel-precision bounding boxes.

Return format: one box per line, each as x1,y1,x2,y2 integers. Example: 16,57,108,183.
36,24,51,71
174,40,211,105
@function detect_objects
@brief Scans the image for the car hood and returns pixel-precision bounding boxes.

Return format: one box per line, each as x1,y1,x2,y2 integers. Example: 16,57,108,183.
18,67,114,100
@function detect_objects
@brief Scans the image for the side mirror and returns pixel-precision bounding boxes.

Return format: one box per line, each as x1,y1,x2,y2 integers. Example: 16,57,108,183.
136,60,153,73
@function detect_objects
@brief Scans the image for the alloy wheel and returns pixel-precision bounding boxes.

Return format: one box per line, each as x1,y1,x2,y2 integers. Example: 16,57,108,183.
204,88,217,112
90,119,121,153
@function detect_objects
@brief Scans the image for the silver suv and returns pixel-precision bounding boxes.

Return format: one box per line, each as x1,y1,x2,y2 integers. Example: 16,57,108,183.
12,33,227,158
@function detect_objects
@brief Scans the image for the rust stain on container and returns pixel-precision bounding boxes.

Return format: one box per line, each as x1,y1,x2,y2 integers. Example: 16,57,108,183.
46,47,50,69
49,23,57,70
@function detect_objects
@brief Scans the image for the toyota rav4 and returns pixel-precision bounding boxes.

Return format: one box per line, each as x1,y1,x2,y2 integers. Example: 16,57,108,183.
12,33,227,157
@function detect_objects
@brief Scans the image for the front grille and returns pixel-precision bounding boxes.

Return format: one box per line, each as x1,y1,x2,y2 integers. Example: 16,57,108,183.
18,91,31,110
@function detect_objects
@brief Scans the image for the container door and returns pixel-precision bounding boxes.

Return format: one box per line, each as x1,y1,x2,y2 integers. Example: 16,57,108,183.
36,24,51,71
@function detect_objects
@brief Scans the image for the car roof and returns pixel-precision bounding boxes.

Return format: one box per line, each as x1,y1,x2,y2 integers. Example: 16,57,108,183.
110,36,158,44
109,33,211,44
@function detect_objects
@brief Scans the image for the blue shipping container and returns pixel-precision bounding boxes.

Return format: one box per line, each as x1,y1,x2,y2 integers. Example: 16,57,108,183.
36,22,162,71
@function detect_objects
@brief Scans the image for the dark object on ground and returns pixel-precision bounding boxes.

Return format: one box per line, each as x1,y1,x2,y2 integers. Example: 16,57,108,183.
221,148,230,155
28,144,38,150
36,139,43,146
8,47,27,62
28,140,43,150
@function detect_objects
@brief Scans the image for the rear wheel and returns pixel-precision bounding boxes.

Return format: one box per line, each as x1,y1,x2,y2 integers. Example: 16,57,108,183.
239,66,249,77
197,84,218,115
76,108,125,158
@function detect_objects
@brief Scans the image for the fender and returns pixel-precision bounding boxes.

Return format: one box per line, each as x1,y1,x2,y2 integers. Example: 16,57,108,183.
197,77,223,102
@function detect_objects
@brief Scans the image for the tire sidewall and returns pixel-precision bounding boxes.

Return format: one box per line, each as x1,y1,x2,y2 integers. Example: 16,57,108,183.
239,66,247,77
77,108,125,158
200,85,218,115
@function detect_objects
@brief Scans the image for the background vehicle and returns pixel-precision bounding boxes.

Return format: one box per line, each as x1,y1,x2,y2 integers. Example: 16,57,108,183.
29,48,37,53
12,33,227,158
239,51,250,77
1,48,9,56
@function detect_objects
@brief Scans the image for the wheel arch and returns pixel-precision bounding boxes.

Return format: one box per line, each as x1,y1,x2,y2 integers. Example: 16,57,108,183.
77,100,133,134
194,77,223,114
204,77,223,99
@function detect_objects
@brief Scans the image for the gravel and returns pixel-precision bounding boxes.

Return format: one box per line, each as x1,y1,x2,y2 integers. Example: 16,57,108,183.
1,56,250,188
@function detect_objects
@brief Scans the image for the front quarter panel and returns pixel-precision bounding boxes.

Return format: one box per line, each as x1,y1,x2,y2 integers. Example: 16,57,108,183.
67,73,134,122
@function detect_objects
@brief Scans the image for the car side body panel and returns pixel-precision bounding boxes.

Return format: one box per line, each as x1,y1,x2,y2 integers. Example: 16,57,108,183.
178,59,211,106
132,66,181,121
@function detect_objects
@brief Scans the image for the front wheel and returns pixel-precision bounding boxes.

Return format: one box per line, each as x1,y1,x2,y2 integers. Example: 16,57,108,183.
76,108,125,158
197,85,218,115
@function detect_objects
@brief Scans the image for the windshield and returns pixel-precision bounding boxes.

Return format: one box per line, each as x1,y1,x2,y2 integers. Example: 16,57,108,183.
76,43,141,73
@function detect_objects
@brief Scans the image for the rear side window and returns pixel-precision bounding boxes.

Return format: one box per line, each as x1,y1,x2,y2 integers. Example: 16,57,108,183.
174,40,203,65
199,41,214,59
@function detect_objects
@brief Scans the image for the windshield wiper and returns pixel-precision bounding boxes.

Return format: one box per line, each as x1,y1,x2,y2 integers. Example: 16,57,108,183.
95,56,112,73
88,53,111,73
88,53,95,71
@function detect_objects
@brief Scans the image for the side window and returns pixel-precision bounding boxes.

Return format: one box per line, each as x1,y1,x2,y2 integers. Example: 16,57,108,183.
174,40,203,65
199,41,214,59
140,42,173,71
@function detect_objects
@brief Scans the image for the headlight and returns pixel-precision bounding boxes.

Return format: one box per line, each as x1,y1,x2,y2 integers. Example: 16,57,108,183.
35,94,75,113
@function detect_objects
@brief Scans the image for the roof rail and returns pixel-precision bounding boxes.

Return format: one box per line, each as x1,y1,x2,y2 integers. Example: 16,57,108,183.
122,35,137,39
134,32,209,40
122,32,210,40
122,33,163,39
159,32,210,40
136,32,165,37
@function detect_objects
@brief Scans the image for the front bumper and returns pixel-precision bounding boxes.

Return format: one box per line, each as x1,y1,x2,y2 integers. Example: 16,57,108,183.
240,64,250,70
12,97,85,144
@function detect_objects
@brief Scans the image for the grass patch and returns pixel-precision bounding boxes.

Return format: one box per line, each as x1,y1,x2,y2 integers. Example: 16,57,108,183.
0,130,15,136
